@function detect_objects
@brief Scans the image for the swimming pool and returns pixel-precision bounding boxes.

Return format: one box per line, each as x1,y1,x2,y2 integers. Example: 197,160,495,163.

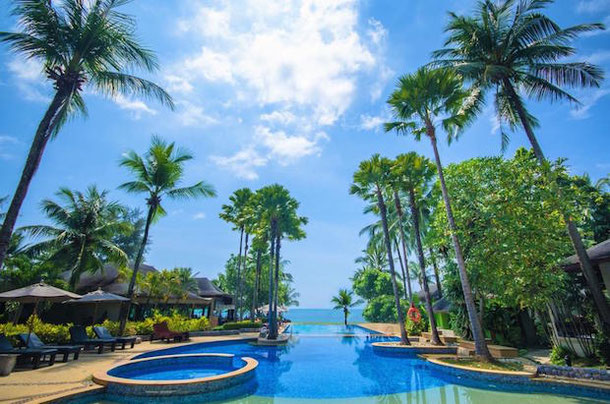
66,325,610,403
283,323,379,335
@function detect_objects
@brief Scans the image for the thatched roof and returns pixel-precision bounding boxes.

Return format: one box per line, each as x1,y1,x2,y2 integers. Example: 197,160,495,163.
195,277,230,298
432,297,453,313
562,239,610,272
416,283,441,300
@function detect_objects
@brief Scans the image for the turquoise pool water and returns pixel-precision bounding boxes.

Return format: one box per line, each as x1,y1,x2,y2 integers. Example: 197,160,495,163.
107,360,240,381
66,325,609,403
284,323,377,335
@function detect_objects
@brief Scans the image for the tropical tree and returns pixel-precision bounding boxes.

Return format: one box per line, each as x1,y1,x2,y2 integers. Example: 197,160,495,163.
220,188,255,320
432,0,610,327
392,153,442,345
117,136,215,333
19,186,128,289
385,67,491,359
0,0,174,269
254,185,307,339
350,155,410,345
331,289,363,326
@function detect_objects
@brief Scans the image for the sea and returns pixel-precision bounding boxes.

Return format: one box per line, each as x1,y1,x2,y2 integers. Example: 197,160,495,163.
285,308,366,324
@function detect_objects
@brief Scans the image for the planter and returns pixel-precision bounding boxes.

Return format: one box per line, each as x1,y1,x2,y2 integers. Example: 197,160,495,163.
0,354,18,377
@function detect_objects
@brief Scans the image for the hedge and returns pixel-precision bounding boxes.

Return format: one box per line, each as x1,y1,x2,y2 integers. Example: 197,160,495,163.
214,320,263,331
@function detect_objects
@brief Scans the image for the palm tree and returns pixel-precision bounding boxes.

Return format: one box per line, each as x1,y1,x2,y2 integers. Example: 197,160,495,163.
220,188,255,320
350,155,410,345
392,153,442,345
331,289,363,326
250,234,267,320
117,136,215,333
0,0,174,269
173,267,198,301
19,186,128,289
432,0,610,327
385,67,491,359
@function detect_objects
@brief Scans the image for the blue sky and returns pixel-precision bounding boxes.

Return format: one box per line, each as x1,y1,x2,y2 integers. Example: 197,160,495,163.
1,0,609,308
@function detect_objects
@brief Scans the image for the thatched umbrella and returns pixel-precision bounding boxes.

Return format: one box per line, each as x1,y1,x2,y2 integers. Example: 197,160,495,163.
0,282,81,344
64,288,129,325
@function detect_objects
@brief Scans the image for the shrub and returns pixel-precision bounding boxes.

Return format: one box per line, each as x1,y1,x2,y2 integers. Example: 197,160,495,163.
220,320,262,330
550,345,574,366
0,315,71,344
405,318,426,336
594,331,610,366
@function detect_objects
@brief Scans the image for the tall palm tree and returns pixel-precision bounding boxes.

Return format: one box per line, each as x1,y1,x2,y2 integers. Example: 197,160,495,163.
19,186,128,289
331,289,363,326
250,234,267,320
117,136,215,332
220,188,254,320
392,153,442,345
432,0,610,327
350,155,410,345
0,0,174,269
173,267,198,301
385,67,491,359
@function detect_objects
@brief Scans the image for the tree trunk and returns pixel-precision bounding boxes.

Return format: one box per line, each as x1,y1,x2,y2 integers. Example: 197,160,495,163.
394,238,409,301
429,248,442,299
235,228,244,321
239,232,249,321
267,224,276,339
428,129,491,360
504,79,610,329
251,250,262,320
393,190,414,303
376,185,410,345
344,308,348,326
408,188,442,346
272,233,281,338
119,202,155,335
0,90,68,269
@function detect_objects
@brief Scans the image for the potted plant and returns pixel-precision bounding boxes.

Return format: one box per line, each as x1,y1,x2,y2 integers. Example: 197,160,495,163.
0,354,18,376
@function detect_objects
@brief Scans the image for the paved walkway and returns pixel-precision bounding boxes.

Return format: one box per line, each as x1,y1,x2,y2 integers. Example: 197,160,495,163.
0,334,256,404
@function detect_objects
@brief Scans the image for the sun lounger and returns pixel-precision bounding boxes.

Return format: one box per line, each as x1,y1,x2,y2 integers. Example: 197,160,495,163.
0,334,57,369
17,333,82,362
152,322,189,342
69,326,116,354
93,326,136,349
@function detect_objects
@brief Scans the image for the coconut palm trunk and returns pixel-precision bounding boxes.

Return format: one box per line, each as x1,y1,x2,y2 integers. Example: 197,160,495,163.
503,80,610,328
393,191,414,303
376,185,410,345
239,232,249,320
344,308,349,326
235,227,244,320
267,224,276,339
119,200,155,334
408,188,442,346
251,250,262,320
272,234,281,337
429,248,442,299
428,128,491,360
0,90,70,269
394,238,410,301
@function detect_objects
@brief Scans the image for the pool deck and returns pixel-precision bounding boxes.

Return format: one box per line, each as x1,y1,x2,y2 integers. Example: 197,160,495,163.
0,333,257,404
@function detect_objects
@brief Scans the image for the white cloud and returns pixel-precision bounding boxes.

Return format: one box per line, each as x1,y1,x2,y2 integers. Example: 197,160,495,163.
210,148,268,180
255,125,328,165
0,135,20,160
586,50,610,65
164,74,194,94
176,101,218,127
260,110,297,125
570,87,610,119
7,57,50,103
577,0,610,13
174,0,384,126
113,94,157,119
359,114,385,131
193,212,207,220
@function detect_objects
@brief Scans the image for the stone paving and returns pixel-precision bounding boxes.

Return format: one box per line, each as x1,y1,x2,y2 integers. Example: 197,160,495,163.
0,334,257,404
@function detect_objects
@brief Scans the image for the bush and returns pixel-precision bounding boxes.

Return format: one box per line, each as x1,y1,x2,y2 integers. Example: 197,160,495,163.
550,345,574,366
219,320,262,330
594,331,610,366
405,318,426,336
0,315,71,344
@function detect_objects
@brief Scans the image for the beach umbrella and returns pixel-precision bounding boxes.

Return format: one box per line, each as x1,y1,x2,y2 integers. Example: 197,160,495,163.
0,282,81,344
64,288,129,325
258,304,288,315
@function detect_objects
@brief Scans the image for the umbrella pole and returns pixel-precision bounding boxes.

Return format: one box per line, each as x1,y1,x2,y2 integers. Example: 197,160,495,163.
25,300,39,347
12,303,23,325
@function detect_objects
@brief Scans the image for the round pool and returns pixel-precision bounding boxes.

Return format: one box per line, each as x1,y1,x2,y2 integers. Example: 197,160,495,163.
93,354,258,396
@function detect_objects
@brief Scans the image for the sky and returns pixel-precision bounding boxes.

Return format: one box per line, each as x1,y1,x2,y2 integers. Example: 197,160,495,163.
1,0,609,309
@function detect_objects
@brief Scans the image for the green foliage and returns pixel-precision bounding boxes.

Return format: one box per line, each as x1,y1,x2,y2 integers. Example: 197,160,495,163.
405,318,426,336
217,320,263,330
352,268,396,301
550,345,574,366
594,331,610,366
429,151,572,310
112,208,148,261
0,315,71,344
363,296,408,323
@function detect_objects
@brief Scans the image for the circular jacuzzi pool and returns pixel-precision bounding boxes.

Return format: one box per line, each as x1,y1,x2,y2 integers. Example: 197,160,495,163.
93,353,258,396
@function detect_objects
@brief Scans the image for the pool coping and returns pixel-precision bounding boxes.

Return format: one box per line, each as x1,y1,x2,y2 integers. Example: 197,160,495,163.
423,355,536,377
92,353,258,387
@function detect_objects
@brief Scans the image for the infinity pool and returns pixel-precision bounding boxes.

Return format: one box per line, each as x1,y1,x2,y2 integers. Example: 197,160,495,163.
66,325,609,403
284,323,378,335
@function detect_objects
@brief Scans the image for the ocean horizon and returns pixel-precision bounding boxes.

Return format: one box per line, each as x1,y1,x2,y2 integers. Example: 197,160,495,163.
285,308,366,323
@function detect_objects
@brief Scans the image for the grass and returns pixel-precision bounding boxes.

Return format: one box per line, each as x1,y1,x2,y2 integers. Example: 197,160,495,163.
439,358,525,372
